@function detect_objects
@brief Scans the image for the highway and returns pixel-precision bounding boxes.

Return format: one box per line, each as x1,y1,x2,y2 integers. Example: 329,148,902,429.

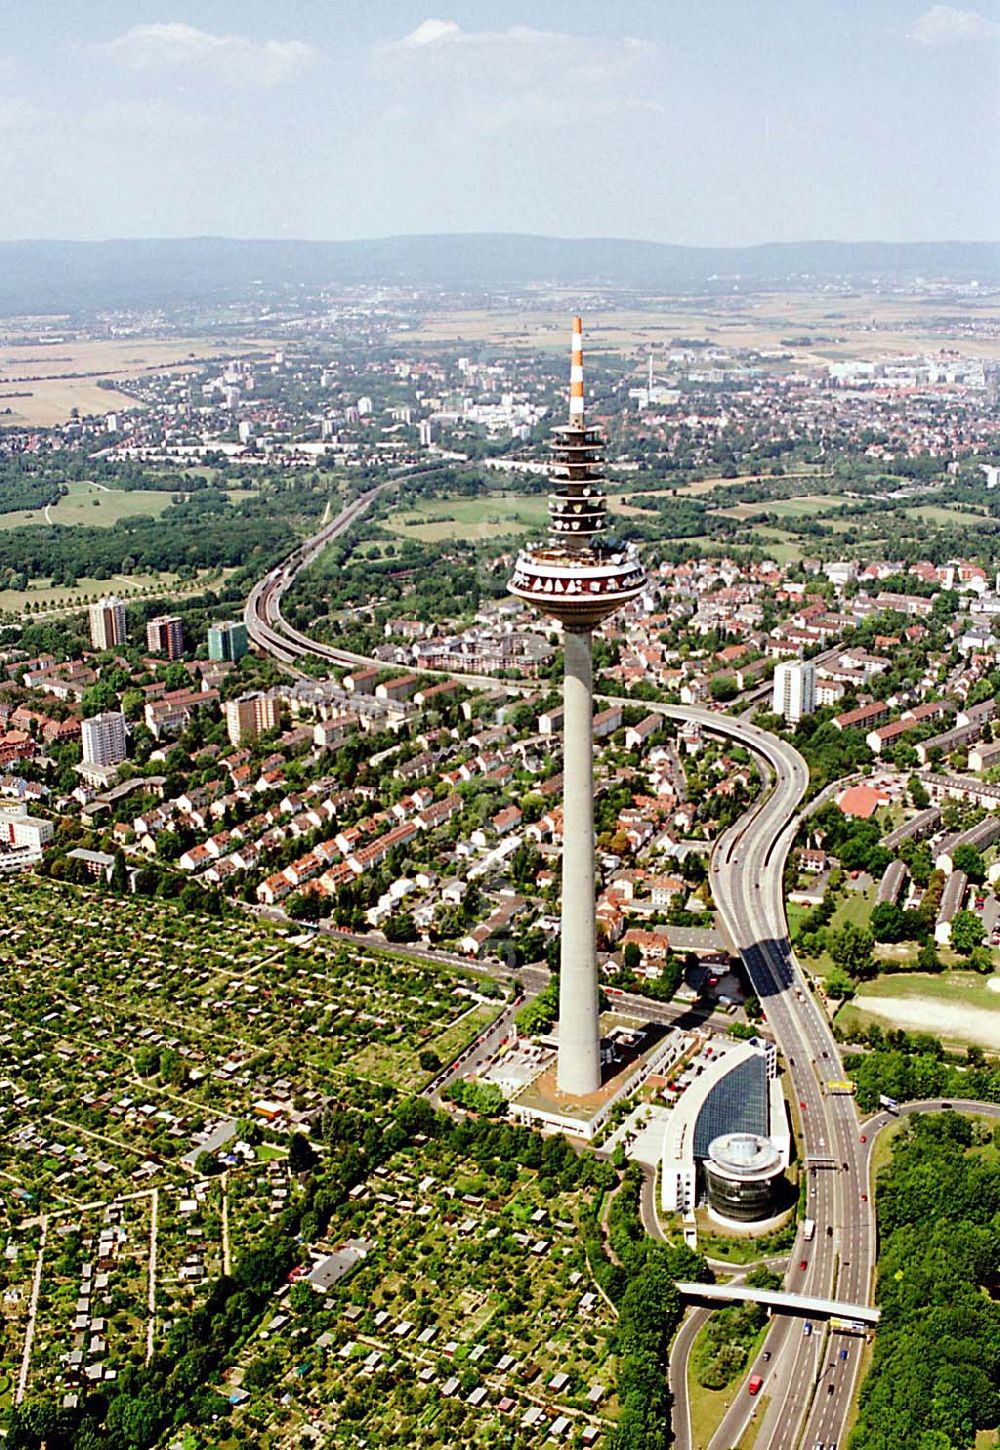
243,490,875,1450
703,732,874,1450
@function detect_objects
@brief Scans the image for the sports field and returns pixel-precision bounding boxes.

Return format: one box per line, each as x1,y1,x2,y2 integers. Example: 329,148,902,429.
0,478,175,530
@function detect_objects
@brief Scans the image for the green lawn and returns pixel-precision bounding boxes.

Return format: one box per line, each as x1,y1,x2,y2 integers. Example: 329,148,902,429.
797,886,876,978
715,494,844,521
384,493,549,542
848,969,1000,1010
837,969,1000,1051
0,567,230,617
0,478,175,530
904,504,991,528
686,1317,770,1449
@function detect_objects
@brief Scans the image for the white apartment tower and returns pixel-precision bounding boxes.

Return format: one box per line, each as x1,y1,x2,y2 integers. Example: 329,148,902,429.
81,711,128,768
772,660,817,724
225,691,280,747
89,597,127,651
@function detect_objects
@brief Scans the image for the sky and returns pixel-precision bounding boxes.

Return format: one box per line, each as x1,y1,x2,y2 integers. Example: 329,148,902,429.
0,0,997,245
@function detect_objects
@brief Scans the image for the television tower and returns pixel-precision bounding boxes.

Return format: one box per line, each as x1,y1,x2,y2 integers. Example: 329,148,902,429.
509,317,646,1095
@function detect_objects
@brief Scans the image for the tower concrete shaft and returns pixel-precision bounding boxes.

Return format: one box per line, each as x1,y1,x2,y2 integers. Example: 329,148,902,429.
557,626,602,1095
508,315,646,1097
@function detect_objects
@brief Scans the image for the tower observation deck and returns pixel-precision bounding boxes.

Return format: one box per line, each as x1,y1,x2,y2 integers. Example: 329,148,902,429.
508,319,645,626
508,317,647,1097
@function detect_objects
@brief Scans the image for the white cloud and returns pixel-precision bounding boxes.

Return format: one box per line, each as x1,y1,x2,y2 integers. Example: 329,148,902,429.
95,22,317,89
399,19,462,47
910,5,1000,46
375,18,662,132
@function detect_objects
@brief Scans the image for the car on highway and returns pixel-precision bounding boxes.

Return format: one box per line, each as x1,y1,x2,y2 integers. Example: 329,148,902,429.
803,1321,813,1336
748,1374,764,1396
839,1348,849,1361
861,1192,868,1201
799,1259,808,1270
859,1134,867,1143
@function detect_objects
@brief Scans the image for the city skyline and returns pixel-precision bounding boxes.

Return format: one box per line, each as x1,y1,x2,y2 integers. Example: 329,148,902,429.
0,1,997,244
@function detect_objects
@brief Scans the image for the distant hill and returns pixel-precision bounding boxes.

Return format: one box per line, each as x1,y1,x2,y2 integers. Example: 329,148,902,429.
0,234,998,315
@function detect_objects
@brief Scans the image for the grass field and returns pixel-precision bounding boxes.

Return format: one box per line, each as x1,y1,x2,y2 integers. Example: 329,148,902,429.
686,1317,770,1449
904,504,992,528
714,494,844,521
0,567,230,617
0,335,268,426
673,471,833,498
837,970,1000,1051
0,478,175,530
384,493,549,541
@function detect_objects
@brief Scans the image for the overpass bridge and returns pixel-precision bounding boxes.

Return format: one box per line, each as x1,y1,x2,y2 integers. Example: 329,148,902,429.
675,1281,880,1325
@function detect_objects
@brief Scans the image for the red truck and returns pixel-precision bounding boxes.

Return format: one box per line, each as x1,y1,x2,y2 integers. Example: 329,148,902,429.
748,1374,764,1396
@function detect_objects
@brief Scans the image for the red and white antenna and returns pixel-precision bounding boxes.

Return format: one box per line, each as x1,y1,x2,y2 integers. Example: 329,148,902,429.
569,315,585,423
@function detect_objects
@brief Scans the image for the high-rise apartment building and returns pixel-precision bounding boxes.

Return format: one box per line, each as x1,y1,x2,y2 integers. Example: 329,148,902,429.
508,318,646,1097
208,620,248,662
772,660,817,724
146,615,184,660
88,597,127,651
81,711,127,768
224,691,279,747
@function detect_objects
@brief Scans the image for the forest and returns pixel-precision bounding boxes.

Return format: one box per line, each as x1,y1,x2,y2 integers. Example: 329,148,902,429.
849,1112,1000,1449
0,490,297,585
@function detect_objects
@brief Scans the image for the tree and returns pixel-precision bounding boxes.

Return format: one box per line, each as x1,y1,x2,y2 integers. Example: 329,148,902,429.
908,774,930,809
870,901,905,943
829,922,876,979
825,969,855,1001
952,845,985,883
623,941,642,972
917,940,942,973
949,909,983,957
288,1132,318,1174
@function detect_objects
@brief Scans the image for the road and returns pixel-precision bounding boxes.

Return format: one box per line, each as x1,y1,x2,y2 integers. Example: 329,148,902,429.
242,487,875,1450
704,730,873,1450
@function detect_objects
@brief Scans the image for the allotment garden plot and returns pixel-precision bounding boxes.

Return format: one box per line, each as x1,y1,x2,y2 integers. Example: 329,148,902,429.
169,1138,618,1450
0,880,508,1218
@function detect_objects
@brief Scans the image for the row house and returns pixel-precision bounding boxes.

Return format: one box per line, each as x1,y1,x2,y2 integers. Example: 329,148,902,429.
392,786,436,820
347,820,419,875
624,714,660,751
833,701,889,733
417,793,463,831
145,687,220,740
257,872,292,906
